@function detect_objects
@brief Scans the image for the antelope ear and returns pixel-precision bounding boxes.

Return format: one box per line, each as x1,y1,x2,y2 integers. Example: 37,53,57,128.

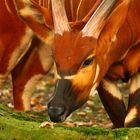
15,0,53,43
97,0,130,50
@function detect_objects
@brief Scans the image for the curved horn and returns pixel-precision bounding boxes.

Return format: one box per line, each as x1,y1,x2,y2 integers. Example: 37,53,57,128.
82,0,116,38
51,0,71,35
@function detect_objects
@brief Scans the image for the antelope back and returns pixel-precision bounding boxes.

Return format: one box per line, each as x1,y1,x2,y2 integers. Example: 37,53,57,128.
0,0,33,75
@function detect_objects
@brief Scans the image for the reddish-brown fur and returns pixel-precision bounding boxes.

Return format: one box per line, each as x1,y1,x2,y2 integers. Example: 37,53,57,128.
53,32,95,74
12,37,51,110
0,0,26,74
102,0,140,80
0,0,53,110
13,0,140,127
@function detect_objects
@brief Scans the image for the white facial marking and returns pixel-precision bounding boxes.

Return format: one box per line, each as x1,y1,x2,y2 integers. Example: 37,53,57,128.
125,107,138,126
129,73,140,94
89,83,98,96
38,43,53,72
93,64,100,84
102,79,122,100
57,62,100,81
8,27,33,73
22,74,43,111
64,75,76,79
57,74,76,80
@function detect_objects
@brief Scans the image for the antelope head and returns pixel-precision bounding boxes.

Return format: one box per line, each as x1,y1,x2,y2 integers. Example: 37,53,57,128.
15,0,130,122
48,0,118,122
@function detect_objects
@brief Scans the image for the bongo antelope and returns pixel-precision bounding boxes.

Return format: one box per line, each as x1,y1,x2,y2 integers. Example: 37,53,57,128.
0,0,53,110
15,0,140,128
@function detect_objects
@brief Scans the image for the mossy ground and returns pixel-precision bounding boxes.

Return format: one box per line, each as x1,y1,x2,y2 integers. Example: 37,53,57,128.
0,105,140,140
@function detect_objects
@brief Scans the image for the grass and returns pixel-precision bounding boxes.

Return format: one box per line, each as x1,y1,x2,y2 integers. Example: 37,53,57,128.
1,104,140,140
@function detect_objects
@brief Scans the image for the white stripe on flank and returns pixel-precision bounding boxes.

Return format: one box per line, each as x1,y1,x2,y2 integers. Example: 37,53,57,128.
8,27,33,73
4,0,12,14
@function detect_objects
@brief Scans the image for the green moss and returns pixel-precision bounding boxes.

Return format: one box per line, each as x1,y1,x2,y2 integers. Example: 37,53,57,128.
0,105,49,122
0,115,87,140
56,125,129,139
0,105,87,140
1,104,140,140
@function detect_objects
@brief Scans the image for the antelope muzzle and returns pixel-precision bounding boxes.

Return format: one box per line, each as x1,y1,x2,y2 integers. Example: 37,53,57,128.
48,79,86,122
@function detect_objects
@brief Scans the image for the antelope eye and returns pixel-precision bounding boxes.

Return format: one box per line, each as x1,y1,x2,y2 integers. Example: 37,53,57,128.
82,57,94,67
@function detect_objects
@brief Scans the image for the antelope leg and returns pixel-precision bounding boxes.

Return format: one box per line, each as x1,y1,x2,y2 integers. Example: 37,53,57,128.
11,37,53,111
97,79,126,128
125,73,140,127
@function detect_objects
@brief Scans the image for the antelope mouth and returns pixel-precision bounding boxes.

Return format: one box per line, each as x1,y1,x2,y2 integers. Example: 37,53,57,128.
48,106,70,122
49,112,68,122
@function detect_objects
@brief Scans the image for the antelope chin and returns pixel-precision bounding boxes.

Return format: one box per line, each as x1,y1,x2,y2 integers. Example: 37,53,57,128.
49,110,70,123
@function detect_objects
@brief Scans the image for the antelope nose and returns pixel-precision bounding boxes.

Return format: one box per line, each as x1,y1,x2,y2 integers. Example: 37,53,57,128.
48,106,65,122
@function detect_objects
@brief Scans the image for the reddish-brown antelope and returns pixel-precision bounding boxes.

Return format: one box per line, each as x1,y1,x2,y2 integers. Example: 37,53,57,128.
15,0,140,127
0,0,53,110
